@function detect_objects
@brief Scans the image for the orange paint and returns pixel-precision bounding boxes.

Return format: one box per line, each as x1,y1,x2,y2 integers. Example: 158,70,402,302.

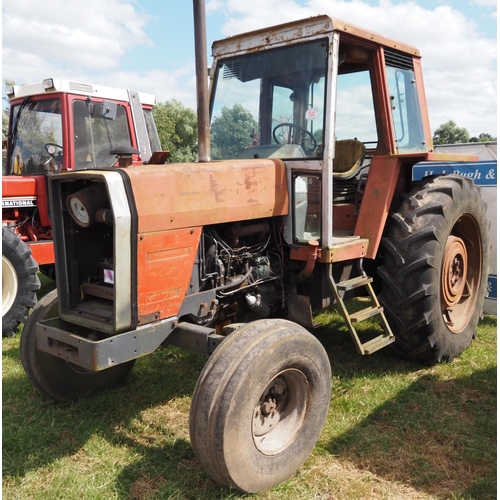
136,227,202,322
125,158,289,234
28,240,55,265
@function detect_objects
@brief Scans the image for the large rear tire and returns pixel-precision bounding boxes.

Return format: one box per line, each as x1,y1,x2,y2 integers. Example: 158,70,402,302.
189,318,332,493
2,228,40,337
378,175,490,364
20,289,135,402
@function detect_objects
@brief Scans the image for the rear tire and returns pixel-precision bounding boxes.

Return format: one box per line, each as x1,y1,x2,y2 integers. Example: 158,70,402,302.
2,228,40,337
20,289,135,402
189,318,332,493
378,175,490,364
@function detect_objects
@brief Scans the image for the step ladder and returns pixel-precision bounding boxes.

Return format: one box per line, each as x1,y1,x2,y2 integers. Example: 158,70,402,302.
327,261,395,355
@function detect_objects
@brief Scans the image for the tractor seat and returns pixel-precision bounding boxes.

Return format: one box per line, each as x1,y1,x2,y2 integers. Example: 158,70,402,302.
332,139,366,179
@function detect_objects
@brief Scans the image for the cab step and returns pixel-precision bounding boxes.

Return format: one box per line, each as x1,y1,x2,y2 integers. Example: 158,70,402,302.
336,275,373,292
328,261,395,355
350,305,383,323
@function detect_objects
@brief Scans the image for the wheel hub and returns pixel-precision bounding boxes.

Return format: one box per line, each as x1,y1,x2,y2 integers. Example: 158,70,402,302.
252,369,310,455
2,254,18,314
253,378,286,437
442,235,468,308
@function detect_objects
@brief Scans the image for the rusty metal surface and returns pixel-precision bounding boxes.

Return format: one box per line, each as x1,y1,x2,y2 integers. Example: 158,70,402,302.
165,322,225,354
354,155,402,259
36,315,177,371
289,236,368,264
137,227,202,322
332,204,358,231
212,15,420,59
352,151,478,259
125,159,289,234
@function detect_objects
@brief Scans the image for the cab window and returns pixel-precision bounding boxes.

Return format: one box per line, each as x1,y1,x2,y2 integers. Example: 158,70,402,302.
210,40,328,160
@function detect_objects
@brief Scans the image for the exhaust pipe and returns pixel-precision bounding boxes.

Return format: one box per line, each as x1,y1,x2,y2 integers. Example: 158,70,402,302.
193,0,210,162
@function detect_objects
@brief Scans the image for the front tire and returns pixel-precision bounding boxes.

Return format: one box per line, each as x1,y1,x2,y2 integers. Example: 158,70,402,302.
2,228,40,337
20,289,135,402
378,175,490,364
189,319,332,493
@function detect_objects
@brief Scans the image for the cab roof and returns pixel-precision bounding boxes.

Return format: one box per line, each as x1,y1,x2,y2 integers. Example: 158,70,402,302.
7,78,156,106
212,15,420,59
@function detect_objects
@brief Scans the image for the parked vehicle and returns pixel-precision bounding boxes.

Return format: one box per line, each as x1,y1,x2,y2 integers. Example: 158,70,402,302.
20,5,489,493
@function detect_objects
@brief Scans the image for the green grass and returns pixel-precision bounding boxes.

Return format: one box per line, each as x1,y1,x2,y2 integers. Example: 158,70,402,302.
2,281,497,499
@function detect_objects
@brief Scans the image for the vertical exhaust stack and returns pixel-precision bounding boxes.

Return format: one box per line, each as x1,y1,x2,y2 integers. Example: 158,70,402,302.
193,0,210,162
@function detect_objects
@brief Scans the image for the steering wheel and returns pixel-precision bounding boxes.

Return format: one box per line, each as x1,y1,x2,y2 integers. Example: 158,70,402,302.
272,123,317,154
44,143,63,156
42,143,63,174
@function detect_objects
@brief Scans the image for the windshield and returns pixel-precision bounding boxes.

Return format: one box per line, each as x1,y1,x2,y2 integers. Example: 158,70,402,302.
210,40,328,161
7,98,63,176
73,100,132,169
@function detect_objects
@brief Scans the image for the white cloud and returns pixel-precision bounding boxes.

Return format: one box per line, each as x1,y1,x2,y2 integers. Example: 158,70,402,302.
206,0,227,14
2,0,153,80
93,65,198,109
214,0,497,136
2,0,496,137
472,0,497,8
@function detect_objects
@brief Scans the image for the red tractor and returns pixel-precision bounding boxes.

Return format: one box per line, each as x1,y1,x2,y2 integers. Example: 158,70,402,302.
20,6,489,494
2,78,163,336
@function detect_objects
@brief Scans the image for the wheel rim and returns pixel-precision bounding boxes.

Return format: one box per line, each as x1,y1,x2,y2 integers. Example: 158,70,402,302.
252,368,310,455
441,215,482,333
2,254,18,314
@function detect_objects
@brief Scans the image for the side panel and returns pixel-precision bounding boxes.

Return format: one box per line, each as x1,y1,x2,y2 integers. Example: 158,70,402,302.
354,155,403,259
126,159,289,233
137,227,202,323
355,152,480,259
28,241,55,265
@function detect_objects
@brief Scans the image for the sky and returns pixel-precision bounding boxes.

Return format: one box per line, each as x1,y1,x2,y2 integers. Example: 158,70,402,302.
2,0,497,137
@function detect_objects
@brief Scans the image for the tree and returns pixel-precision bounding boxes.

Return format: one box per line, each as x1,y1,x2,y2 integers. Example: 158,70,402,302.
210,104,258,160
2,110,8,140
433,120,470,145
470,133,497,143
153,100,198,162
3,79,15,141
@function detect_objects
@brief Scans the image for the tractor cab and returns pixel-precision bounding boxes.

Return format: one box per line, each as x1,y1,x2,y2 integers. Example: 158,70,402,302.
209,16,448,254
4,78,161,177
210,16,429,163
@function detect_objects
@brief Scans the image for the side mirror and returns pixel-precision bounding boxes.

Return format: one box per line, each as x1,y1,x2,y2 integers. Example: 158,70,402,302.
88,100,117,120
101,100,117,120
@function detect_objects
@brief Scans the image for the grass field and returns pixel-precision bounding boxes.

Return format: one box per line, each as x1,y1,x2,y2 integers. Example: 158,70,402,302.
2,277,497,499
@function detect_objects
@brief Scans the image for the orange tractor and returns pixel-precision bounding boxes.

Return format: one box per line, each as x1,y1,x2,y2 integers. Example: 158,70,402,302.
2,78,162,336
20,5,489,493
